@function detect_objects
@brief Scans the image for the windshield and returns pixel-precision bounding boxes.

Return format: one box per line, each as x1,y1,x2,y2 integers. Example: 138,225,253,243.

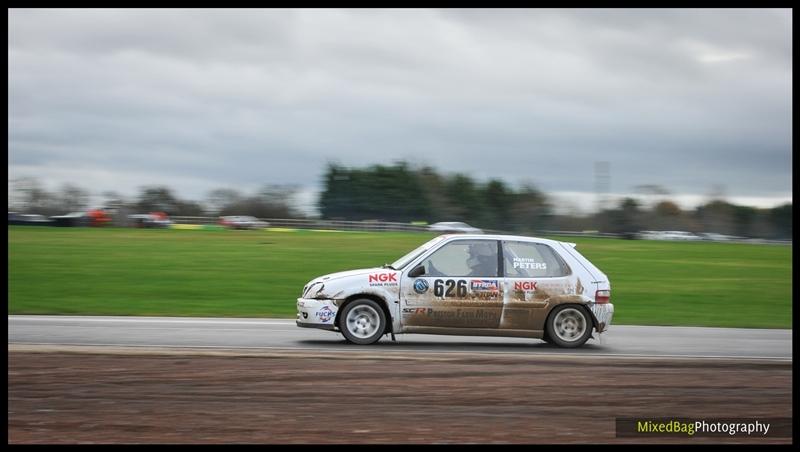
390,235,448,270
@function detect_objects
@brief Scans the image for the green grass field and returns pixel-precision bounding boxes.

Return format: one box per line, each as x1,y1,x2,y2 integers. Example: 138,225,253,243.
8,226,792,328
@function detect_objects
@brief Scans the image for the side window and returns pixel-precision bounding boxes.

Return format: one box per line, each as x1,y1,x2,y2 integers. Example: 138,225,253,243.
422,240,498,277
503,241,570,278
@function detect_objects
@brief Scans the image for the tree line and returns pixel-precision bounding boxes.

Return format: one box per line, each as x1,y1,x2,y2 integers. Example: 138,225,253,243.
7,177,304,220
318,162,551,232
318,162,791,239
8,166,793,239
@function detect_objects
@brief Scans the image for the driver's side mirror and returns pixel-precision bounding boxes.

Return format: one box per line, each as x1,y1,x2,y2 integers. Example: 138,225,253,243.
408,265,425,278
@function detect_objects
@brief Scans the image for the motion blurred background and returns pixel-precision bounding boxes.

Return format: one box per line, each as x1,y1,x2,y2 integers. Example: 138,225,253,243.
8,8,792,327
8,9,792,236
8,9,793,445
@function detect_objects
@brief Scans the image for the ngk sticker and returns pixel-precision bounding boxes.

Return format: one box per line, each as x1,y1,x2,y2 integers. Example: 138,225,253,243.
368,272,398,286
514,281,538,291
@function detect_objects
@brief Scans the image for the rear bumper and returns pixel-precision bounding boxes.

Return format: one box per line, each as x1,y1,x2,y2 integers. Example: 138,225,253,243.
296,298,339,330
589,303,614,333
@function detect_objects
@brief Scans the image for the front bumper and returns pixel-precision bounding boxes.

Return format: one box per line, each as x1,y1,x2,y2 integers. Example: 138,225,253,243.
589,303,614,333
296,298,339,330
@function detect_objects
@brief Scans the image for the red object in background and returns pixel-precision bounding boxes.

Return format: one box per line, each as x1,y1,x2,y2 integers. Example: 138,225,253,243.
150,211,169,221
87,209,112,227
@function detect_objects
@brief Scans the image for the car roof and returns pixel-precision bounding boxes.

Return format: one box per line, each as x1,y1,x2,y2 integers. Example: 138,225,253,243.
435,233,565,246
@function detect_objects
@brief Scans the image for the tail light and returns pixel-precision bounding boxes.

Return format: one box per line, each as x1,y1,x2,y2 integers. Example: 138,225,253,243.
595,289,611,304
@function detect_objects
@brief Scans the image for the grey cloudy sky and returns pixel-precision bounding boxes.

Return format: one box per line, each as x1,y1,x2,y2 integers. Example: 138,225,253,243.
8,8,792,214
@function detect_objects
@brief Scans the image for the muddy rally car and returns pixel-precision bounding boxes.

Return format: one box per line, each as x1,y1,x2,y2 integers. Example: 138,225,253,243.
297,234,613,348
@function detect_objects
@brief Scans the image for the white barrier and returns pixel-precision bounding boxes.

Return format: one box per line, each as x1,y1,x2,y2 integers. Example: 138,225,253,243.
167,218,791,244
171,216,431,233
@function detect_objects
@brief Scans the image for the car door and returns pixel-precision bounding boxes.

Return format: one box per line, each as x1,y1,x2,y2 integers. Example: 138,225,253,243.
500,240,577,331
400,238,503,330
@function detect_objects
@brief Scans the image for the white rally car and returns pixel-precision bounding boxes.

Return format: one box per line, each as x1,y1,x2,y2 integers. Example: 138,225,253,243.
297,234,613,348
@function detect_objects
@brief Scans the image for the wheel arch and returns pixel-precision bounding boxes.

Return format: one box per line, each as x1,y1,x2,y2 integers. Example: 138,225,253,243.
543,302,598,337
336,293,393,334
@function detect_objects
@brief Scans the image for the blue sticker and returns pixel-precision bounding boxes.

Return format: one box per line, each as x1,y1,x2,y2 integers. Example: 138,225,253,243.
315,306,335,323
413,279,429,294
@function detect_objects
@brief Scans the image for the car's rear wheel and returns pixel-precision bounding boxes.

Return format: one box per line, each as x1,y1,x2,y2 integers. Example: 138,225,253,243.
339,299,386,345
546,305,592,348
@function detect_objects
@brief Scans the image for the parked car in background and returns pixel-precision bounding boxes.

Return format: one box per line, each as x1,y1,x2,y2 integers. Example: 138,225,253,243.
428,222,483,234
698,232,736,242
219,216,269,230
639,230,701,241
86,209,112,227
50,212,89,227
638,230,659,240
8,213,53,226
661,231,702,241
129,212,172,228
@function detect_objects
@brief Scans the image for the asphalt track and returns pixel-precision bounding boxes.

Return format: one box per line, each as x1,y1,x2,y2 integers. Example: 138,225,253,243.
8,315,791,361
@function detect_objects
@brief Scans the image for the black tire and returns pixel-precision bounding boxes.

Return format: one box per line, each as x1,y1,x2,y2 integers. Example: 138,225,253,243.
545,305,593,348
338,299,387,345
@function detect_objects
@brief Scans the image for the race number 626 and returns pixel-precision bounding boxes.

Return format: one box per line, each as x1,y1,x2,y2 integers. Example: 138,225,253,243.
433,279,467,298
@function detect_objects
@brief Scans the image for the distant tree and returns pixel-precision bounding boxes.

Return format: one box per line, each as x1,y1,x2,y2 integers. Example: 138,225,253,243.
482,179,513,231
318,162,556,231
417,166,457,222
102,190,126,208
8,177,34,211
319,162,430,222
768,203,792,238
508,184,552,233
102,191,134,226
444,174,484,224
173,200,207,217
220,196,291,218
731,205,758,238
13,177,44,211
647,200,682,230
634,184,671,210
136,186,180,214
602,197,642,235
9,177,67,216
258,184,304,218
206,188,244,215
317,161,566,231
695,200,735,235
654,200,681,217
58,183,90,213
550,213,594,232
319,163,351,219
208,183,298,219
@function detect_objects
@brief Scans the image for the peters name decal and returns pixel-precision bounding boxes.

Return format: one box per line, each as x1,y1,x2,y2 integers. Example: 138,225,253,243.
513,257,547,270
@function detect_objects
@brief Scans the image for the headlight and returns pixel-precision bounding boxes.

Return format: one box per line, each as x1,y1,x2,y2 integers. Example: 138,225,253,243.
303,281,323,298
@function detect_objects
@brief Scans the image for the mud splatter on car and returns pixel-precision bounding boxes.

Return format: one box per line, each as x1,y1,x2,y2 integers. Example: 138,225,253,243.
297,234,613,348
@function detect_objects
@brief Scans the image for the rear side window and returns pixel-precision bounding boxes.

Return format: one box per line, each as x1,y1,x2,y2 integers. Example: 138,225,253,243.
502,241,570,278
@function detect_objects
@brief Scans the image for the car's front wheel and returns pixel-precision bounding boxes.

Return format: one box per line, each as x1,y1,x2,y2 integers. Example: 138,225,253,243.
339,299,386,345
546,305,593,348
